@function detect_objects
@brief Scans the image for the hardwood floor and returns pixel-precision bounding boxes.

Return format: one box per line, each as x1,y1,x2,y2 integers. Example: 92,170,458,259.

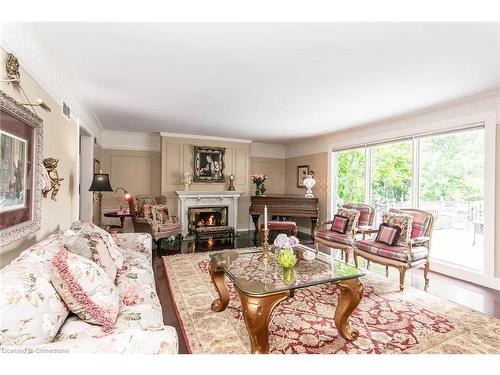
152,231,500,354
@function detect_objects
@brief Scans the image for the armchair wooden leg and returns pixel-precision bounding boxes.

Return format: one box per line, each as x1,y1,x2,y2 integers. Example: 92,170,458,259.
385,266,389,277
353,254,359,268
314,241,320,254
366,260,370,270
344,249,349,264
398,267,407,291
424,260,430,288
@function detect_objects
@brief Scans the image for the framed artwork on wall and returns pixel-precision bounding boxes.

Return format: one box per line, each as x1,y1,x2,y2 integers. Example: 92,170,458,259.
193,146,225,183
0,90,44,247
296,165,310,188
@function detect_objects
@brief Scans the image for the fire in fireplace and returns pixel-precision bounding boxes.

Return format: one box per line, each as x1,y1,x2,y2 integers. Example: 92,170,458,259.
187,206,228,235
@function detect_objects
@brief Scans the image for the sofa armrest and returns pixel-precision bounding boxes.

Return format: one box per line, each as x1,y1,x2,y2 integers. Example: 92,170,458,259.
112,233,153,262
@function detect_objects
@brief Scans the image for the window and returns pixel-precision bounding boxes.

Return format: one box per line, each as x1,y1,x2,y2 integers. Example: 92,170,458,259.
371,141,412,224
419,129,484,271
332,126,485,274
334,148,365,208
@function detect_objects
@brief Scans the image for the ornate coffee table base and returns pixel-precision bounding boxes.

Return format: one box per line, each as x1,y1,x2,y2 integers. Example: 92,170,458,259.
209,259,364,354
236,288,290,354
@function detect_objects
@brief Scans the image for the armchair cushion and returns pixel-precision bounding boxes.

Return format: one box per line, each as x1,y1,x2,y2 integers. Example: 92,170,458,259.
375,224,401,246
356,239,428,262
331,215,349,234
382,212,413,246
390,208,432,238
336,208,360,232
315,229,353,246
343,203,373,227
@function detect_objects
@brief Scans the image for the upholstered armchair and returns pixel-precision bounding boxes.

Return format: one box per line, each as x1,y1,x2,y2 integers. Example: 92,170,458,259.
128,195,182,247
314,203,376,263
354,208,434,291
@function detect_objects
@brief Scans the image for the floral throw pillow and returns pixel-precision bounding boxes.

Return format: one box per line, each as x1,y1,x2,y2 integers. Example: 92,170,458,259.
50,248,119,332
64,231,117,282
70,221,124,270
382,212,413,246
336,208,360,233
150,204,171,224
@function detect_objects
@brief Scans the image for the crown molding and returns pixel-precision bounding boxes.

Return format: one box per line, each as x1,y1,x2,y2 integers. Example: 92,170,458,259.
101,130,160,152
160,132,252,144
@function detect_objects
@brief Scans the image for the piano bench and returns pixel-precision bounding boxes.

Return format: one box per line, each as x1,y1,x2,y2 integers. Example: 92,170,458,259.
260,221,297,236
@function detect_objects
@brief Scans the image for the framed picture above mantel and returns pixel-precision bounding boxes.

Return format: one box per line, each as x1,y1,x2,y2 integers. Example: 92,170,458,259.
0,90,44,247
193,146,225,183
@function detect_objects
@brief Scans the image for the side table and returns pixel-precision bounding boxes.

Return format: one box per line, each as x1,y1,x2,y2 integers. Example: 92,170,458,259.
103,211,137,233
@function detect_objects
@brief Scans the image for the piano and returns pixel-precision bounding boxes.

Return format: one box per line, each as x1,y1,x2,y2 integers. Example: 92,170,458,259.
249,195,319,240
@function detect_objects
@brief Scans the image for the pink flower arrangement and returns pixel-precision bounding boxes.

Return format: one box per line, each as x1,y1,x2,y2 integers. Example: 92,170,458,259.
250,173,267,184
274,233,300,249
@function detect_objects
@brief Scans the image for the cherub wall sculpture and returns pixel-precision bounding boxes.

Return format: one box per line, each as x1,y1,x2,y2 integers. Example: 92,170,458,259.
42,157,64,201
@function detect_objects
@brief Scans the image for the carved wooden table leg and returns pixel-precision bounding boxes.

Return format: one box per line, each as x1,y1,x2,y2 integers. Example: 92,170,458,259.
209,259,229,312
236,288,290,354
334,277,364,341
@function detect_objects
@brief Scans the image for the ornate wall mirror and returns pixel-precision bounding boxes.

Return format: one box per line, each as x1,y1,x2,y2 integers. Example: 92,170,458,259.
0,90,44,246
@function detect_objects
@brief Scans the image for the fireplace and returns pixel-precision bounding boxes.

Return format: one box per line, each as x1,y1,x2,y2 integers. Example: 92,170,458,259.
187,206,228,235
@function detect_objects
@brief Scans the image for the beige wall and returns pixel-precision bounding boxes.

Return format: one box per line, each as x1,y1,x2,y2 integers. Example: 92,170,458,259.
0,49,78,267
95,148,161,230
251,157,285,195
284,152,328,229
161,136,251,229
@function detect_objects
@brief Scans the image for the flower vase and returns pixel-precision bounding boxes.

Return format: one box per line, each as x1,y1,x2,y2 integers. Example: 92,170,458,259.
282,267,295,285
255,183,265,196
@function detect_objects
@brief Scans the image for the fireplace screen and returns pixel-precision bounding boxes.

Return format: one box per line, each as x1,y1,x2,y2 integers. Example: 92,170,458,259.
188,206,228,234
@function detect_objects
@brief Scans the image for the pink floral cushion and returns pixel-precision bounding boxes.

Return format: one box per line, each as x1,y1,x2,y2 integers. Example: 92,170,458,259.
70,221,124,270
64,230,117,282
50,248,119,332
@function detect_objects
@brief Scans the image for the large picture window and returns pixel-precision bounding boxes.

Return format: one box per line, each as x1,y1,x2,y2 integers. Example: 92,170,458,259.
332,127,485,273
334,148,365,208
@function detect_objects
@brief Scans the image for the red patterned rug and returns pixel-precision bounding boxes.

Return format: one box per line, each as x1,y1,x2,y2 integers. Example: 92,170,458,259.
163,250,500,354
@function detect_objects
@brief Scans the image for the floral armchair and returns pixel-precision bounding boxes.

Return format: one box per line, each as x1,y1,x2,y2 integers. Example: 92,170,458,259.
128,195,182,246
354,208,434,291
314,203,376,263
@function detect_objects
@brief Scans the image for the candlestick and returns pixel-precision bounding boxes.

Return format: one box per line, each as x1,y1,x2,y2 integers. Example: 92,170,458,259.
258,228,273,264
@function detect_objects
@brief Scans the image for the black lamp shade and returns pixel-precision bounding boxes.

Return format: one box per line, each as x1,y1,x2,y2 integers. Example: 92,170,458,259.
89,173,113,192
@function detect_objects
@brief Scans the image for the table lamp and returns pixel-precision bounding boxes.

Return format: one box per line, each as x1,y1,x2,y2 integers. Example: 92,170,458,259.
114,187,131,212
89,171,113,225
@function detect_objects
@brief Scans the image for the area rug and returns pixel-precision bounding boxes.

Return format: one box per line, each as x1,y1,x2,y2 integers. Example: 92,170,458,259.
163,249,500,354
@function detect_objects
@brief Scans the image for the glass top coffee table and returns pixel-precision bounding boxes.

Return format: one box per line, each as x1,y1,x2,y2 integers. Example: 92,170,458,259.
209,245,365,354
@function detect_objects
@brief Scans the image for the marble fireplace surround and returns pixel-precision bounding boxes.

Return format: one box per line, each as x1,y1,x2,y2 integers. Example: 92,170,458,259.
176,191,243,237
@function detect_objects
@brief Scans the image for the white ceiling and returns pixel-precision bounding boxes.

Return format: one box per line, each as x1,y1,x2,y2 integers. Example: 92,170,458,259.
36,23,500,143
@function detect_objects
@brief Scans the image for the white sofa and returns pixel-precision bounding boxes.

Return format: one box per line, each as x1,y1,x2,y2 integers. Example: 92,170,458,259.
0,229,178,354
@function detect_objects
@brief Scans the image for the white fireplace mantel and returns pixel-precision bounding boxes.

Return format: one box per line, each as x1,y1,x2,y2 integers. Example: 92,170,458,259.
175,191,243,236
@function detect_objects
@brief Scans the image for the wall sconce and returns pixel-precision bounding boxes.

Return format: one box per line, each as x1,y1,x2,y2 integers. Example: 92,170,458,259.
1,53,21,90
20,98,51,112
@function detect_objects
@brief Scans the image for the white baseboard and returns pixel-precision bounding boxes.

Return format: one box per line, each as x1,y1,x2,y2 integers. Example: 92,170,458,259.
430,260,500,291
